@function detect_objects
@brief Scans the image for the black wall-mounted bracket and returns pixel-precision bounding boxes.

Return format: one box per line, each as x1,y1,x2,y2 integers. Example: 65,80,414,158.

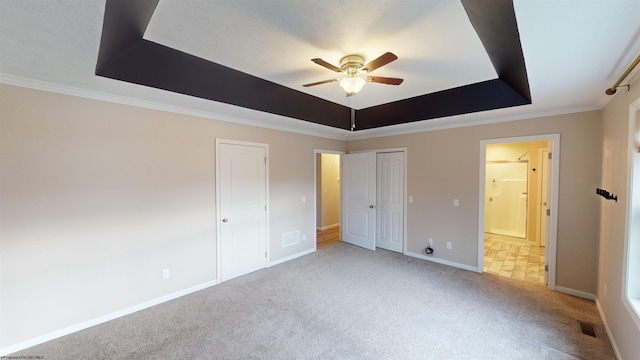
596,188,618,202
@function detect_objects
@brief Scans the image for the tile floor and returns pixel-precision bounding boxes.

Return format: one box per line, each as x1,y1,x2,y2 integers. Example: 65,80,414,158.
484,236,546,284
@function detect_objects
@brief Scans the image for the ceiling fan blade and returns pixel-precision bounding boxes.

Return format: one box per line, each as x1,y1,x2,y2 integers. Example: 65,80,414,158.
368,76,404,85
303,79,338,87
311,58,342,73
363,52,398,73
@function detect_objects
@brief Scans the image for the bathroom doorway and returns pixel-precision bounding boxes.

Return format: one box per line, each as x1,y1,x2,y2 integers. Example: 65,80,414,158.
479,135,559,289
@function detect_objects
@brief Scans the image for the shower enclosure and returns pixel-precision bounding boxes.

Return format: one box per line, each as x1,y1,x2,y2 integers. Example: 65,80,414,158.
484,161,528,239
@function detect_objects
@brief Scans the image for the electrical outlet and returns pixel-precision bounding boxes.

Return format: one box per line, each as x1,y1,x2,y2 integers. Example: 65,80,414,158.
162,269,170,280
409,196,414,203
453,199,459,207
302,234,307,241
428,238,433,246
446,242,452,249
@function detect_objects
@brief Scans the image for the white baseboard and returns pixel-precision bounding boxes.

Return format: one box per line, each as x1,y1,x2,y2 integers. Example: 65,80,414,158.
595,299,622,360
268,248,315,267
0,280,219,357
404,251,480,272
554,286,596,301
317,223,339,231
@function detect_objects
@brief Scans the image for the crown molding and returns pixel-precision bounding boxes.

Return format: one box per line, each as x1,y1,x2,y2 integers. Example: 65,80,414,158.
0,74,348,140
0,73,602,142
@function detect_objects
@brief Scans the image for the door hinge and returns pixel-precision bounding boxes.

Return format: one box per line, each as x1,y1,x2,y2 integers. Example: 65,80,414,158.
546,209,551,216
265,157,268,164
265,251,267,258
548,152,552,160
265,204,267,211
545,265,549,272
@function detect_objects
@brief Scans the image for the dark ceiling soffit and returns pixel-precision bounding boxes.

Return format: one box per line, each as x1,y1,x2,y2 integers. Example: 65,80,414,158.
95,0,159,74
461,0,531,102
355,79,529,130
96,0,351,130
96,0,530,132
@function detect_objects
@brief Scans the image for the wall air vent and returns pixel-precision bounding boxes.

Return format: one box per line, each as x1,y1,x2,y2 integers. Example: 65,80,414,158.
282,231,300,247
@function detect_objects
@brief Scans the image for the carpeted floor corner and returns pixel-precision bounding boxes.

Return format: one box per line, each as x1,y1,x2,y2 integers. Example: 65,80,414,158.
11,242,615,359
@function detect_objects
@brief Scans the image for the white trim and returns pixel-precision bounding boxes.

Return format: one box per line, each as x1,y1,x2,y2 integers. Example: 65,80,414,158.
349,147,407,154
555,286,595,301
478,134,560,291
596,299,623,360
0,74,347,141
0,73,605,143
344,105,600,141
623,298,640,332
536,148,549,247
0,280,218,357
405,251,480,273
216,139,270,282
268,248,316,267
622,95,640,331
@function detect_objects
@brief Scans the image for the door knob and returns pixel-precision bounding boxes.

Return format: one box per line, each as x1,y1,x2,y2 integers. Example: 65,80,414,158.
369,205,375,209
222,218,228,222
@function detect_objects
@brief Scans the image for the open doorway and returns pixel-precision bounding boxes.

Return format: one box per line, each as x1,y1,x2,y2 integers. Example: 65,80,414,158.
315,150,342,250
479,134,560,290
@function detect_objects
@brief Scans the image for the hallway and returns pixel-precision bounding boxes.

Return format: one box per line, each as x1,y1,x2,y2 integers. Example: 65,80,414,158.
316,227,340,250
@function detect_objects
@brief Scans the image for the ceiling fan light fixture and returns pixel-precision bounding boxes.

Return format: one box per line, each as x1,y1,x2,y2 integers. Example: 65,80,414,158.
339,75,366,95
304,52,402,96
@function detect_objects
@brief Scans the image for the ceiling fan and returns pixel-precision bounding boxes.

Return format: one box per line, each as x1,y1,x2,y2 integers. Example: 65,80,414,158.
303,52,403,96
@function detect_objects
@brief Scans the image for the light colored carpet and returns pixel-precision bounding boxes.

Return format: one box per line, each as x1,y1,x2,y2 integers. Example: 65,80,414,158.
11,242,615,359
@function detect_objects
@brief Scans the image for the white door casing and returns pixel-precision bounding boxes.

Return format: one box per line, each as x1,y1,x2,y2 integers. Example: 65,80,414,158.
478,134,560,291
341,152,376,251
542,149,552,285
217,140,268,282
538,149,549,248
376,152,405,253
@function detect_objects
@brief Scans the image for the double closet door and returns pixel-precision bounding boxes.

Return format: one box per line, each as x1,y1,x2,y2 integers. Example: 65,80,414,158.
341,151,405,253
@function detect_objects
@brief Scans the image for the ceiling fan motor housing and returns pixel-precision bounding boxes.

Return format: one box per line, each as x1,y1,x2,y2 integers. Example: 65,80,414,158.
340,55,365,74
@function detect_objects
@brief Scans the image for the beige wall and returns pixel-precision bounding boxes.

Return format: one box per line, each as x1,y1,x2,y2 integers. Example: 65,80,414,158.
0,84,346,349
348,110,602,294
3,80,639,357
598,74,640,360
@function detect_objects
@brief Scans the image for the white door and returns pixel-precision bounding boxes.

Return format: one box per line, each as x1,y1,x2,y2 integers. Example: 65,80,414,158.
341,152,376,250
538,149,549,247
542,150,552,285
376,152,404,253
218,142,267,282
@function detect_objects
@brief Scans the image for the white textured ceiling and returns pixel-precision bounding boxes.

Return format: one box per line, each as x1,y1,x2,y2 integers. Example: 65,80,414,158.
1,0,639,140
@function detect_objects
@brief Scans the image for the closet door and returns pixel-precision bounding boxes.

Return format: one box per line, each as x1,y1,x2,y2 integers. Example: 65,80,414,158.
341,152,376,251
376,152,404,253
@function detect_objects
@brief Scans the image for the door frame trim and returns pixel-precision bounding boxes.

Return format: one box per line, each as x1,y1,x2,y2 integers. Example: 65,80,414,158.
536,148,549,247
478,134,560,290
215,138,270,283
